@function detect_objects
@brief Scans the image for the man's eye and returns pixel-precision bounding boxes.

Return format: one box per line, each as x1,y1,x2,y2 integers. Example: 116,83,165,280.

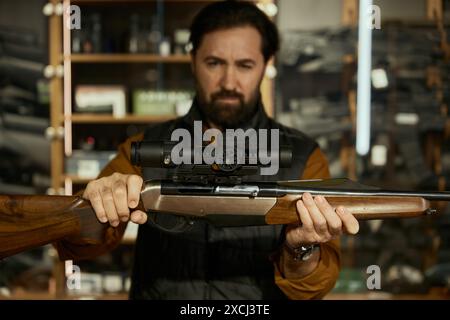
239,64,253,70
207,61,220,67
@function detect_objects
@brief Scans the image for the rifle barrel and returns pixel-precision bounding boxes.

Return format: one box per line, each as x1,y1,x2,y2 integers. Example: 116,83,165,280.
280,187,450,201
161,181,450,201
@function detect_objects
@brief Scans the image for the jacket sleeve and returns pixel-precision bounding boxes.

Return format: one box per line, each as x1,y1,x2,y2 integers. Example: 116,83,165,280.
53,133,144,261
274,147,341,299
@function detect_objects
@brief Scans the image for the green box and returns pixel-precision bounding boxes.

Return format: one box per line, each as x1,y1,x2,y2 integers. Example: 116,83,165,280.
133,90,193,116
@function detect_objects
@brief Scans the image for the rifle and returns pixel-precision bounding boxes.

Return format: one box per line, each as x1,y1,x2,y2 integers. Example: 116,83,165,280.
1,141,450,260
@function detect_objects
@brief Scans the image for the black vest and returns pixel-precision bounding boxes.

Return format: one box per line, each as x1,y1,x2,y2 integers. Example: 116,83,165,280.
129,99,318,299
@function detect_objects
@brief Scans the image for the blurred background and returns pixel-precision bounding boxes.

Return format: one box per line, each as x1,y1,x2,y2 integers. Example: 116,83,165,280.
0,0,449,300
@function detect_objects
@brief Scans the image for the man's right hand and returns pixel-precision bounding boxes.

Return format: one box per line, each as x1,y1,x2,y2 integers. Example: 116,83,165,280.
83,173,148,227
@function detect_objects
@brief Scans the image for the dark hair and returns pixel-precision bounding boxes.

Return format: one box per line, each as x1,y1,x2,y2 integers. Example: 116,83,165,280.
189,0,279,62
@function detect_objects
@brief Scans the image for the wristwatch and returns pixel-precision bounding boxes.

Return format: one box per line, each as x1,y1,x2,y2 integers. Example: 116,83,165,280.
284,242,319,262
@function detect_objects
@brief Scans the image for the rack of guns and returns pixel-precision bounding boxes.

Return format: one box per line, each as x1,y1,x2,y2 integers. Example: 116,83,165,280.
1,141,450,259
0,23,50,195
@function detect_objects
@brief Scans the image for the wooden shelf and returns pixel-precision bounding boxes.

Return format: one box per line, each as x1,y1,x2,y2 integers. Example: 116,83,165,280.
69,114,176,124
68,54,191,64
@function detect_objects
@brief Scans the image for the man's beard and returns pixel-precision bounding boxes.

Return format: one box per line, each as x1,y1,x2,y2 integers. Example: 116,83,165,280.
197,88,260,129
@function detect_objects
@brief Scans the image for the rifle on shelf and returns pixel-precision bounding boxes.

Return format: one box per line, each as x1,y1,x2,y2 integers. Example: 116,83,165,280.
1,141,450,259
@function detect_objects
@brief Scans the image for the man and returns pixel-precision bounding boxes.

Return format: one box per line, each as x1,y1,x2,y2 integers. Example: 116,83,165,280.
55,1,359,299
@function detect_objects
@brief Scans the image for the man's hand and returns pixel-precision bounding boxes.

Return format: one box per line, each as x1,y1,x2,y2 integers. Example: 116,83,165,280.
286,192,359,248
83,173,147,227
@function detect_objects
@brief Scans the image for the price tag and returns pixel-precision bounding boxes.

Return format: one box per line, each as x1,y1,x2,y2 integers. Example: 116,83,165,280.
371,145,387,166
395,113,419,125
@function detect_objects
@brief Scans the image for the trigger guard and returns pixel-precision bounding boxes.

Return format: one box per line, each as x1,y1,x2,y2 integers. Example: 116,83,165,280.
146,211,195,233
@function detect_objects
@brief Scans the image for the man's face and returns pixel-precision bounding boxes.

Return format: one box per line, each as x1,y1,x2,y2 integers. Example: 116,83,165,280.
191,26,267,128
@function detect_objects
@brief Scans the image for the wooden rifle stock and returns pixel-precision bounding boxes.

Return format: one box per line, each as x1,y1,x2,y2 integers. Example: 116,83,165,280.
0,195,104,259
265,195,432,225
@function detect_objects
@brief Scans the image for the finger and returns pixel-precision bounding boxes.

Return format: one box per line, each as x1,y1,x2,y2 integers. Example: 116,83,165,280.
296,200,314,233
130,210,147,224
87,189,108,223
101,186,120,227
288,199,317,245
127,175,143,208
314,195,342,236
112,179,130,222
336,206,359,235
302,192,329,237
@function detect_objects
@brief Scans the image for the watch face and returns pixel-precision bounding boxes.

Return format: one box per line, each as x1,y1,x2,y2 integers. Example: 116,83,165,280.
284,242,318,261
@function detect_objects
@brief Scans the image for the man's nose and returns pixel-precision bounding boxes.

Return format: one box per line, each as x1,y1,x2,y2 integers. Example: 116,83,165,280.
220,66,237,91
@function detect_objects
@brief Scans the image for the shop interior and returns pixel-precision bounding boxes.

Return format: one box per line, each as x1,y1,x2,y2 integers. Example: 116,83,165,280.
0,0,449,300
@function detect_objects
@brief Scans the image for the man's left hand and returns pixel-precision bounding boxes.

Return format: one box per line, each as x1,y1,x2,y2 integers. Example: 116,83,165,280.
285,192,360,248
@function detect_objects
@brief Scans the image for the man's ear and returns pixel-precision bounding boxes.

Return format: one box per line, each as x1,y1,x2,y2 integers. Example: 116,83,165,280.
261,57,274,81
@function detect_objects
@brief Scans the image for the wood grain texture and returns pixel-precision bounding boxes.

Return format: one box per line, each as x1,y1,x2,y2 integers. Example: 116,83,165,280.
0,195,105,259
265,195,431,225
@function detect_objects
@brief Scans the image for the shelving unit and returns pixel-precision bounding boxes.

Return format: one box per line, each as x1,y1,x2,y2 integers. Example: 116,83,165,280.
339,0,449,296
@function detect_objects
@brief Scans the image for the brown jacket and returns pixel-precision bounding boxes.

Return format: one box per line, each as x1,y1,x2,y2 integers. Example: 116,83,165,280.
55,133,340,300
